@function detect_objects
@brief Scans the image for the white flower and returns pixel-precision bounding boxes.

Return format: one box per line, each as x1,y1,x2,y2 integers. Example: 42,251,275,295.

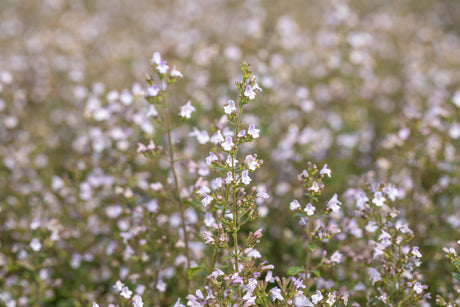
330,251,343,263
365,221,379,233
190,128,209,144
146,84,160,97
311,290,323,304
120,286,133,299
453,91,460,108
326,293,336,306
151,52,161,65
211,177,223,190
367,267,381,285
241,170,251,185
238,130,246,137
30,238,42,251
320,164,331,177
372,191,385,207
270,287,284,301
114,280,124,292
221,136,234,151
173,298,186,307
327,194,342,212
201,194,213,208
226,154,237,167
202,231,214,244
245,155,258,170
147,105,158,117
304,203,315,216
382,184,399,201
206,152,218,165
211,130,225,144
156,61,169,74
290,200,301,211
224,100,237,114
156,279,167,292
225,172,233,184
92,303,99,307
197,185,211,195
293,295,314,307
248,124,260,138
170,66,183,78
179,101,195,119
411,247,422,258
133,295,144,307
244,85,256,99
413,282,423,294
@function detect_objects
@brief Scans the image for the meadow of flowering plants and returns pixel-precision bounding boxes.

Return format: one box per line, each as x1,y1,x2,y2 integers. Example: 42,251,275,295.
1,0,460,306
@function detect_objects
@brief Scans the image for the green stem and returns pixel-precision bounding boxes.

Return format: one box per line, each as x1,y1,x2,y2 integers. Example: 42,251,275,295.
305,216,313,291
164,107,191,288
232,106,243,273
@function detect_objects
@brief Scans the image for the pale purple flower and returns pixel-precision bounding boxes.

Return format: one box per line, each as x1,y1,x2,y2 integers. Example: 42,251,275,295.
137,143,147,153
92,303,99,307
226,154,237,167
231,273,244,285
133,295,144,307
225,172,233,184
372,191,385,207
290,199,301,211
147,105,158,117
190,128,210,144
224,100,237,114
201,194,213,208
156,61,169,74
367,267,382,285
237,130,246,137
114,280,124,292
206,152,218,165
330,251,343,263
211,177,223,189
245,155,259,170
156,279,167,292
202,231,214,244
411,247,422,258
197,185,211,195
179,101,196,119
327,194,342,212
413,282,423,294
170,66,183,78
173,299,186,307
241,170,251,185
453,91,460,108
211,130,225,144
244,85,256,99
120,286,133,299
151,52,161,65
270,287,284,301
221,136,234,151
146,84,160,97
30,238,42,251
293,295,314,307
209,268,224,279
248,124,260,138
304,203,315,216
320,164,332,177
311,290,323,304
382,184,399,201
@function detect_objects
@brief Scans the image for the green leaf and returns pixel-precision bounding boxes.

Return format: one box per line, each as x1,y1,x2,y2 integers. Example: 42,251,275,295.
307,243,316,252
452,272,460,282
287,266,305,276
293,212,308,218
311,269,321,277
187,265,205,279
211,166,229,172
